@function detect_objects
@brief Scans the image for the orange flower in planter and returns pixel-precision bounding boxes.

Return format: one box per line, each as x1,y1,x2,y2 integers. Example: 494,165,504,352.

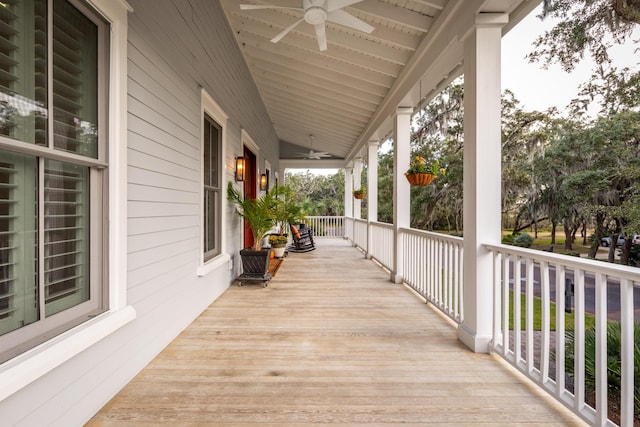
405,156,444,186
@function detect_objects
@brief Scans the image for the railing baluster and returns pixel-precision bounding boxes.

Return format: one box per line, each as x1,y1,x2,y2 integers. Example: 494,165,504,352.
526,258,534,375
514,254,522,365
540,260,550,385
493,250,502,351
502,250,510,355
620,278,633,427
594,272,608,426
574,268,585,412
556,265,566,399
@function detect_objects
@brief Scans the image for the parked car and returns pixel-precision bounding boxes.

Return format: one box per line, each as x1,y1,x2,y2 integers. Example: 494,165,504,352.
600,234,640,247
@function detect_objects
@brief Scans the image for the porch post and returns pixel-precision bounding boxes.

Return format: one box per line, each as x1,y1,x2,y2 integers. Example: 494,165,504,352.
344,164,353,239
366,139,379,259
458,13,507,353
353,157,363,220
392,107,412,283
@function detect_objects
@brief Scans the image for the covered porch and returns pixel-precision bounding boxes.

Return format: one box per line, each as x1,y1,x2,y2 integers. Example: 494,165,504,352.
89,239,582,425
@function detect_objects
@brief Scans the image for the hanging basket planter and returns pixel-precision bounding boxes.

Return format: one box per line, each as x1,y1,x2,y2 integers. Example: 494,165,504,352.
405,173,436,186
353,192,366,199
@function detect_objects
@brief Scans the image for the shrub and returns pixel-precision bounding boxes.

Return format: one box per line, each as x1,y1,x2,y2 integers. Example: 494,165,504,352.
502,233,533,247
502,234,515,245
513,233,533,248
565,322,640,421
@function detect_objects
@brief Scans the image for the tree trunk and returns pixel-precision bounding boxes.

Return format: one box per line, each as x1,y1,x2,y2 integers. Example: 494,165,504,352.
563,221,573,250
551,221,557,244
620,238,632,265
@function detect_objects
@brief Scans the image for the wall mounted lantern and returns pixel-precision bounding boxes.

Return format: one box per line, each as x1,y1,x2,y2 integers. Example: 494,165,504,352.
259,173,268,191
235,157,245,182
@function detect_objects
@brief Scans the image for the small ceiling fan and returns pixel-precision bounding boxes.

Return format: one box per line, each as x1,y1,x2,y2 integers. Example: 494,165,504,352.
297,134,331,159
240,0,374,51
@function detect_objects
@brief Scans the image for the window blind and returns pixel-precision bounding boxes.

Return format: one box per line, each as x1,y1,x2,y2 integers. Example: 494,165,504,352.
43,160,88,316
0,0,48,145
52,0,97,158
0,152,37,336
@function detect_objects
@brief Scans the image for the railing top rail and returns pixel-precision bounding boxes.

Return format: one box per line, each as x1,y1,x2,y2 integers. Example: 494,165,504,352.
369,220,394,230
485,242,640,283
399,227,464,243
306,216,344,219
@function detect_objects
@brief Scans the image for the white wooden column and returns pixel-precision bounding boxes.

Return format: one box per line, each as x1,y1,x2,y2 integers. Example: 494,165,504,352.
276,169,284,187
353,157,363,220
366,139,379,259
458,13,507,353
392,107,412,283
344,163,353,239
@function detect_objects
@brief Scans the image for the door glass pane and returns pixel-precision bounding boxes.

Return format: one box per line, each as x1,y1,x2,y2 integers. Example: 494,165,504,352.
0,1,48,145
44,159,88,316
0,150,38,336
52,0,98,158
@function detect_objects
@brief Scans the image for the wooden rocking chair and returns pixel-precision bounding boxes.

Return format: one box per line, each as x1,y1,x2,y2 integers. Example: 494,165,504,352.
288,224,316,253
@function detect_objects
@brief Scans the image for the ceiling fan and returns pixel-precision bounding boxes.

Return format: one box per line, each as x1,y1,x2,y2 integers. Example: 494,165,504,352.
297,134,331,159
239,0,374,51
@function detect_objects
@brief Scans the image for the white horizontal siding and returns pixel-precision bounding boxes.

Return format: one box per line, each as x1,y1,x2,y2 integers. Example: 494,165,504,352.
0,0,279,425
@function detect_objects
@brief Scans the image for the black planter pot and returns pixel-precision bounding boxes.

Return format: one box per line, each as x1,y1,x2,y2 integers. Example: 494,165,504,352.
239,248,271,277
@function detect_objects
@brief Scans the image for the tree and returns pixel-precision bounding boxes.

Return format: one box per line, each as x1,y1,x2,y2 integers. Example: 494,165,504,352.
528,0,639,72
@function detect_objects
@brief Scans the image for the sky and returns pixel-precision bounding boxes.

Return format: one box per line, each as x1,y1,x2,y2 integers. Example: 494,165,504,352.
501,4,639,113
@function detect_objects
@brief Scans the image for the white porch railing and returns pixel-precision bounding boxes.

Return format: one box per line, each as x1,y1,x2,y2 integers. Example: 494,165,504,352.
368,221,394,270
401,228,464,323
305,216,345,238
326,215,637,426
353,218,368,249
486,243,638,427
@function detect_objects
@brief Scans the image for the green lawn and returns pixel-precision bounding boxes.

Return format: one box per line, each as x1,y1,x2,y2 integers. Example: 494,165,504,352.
507,291,596,331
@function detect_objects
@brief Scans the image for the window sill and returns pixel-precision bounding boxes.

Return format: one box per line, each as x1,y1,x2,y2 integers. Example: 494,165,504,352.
197,253,231,277
0,305,136,403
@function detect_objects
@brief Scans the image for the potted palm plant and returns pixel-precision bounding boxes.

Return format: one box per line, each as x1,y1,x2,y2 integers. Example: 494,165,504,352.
269,183,306,236
227,182,275,276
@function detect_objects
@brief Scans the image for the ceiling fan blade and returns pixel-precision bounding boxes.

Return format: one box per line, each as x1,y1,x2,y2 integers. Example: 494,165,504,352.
326,0,364,12
240,4,303,10
271,18,305,43
327,9,374,33
314,23,327,51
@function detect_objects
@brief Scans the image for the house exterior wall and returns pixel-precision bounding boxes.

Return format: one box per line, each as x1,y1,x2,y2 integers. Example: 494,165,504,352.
0,1,279,425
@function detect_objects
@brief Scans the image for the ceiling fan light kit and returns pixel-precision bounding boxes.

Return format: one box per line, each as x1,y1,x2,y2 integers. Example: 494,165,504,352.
296,134,331,159
239,0,374,51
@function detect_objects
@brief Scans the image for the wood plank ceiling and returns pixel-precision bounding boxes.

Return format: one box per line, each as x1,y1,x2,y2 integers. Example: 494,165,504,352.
220,0,531,164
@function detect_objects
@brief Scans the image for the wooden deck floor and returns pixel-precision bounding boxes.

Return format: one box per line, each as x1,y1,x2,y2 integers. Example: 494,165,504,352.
88,239,585,426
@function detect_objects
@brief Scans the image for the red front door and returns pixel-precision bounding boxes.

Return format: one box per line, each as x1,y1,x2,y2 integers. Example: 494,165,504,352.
243,146,257,249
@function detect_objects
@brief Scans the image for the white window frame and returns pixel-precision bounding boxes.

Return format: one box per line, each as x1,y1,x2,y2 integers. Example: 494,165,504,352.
197,89,230,276
0,0,135,402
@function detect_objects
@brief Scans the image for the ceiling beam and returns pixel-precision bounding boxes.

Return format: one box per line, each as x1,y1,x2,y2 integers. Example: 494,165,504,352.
410,0,447,10
238,31,402,84
257,77,378,115
352,0,434,32
242,43,393,92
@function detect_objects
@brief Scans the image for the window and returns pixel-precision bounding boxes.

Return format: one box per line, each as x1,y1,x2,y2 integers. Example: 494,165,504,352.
203,114,221,260
0,0,108,363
